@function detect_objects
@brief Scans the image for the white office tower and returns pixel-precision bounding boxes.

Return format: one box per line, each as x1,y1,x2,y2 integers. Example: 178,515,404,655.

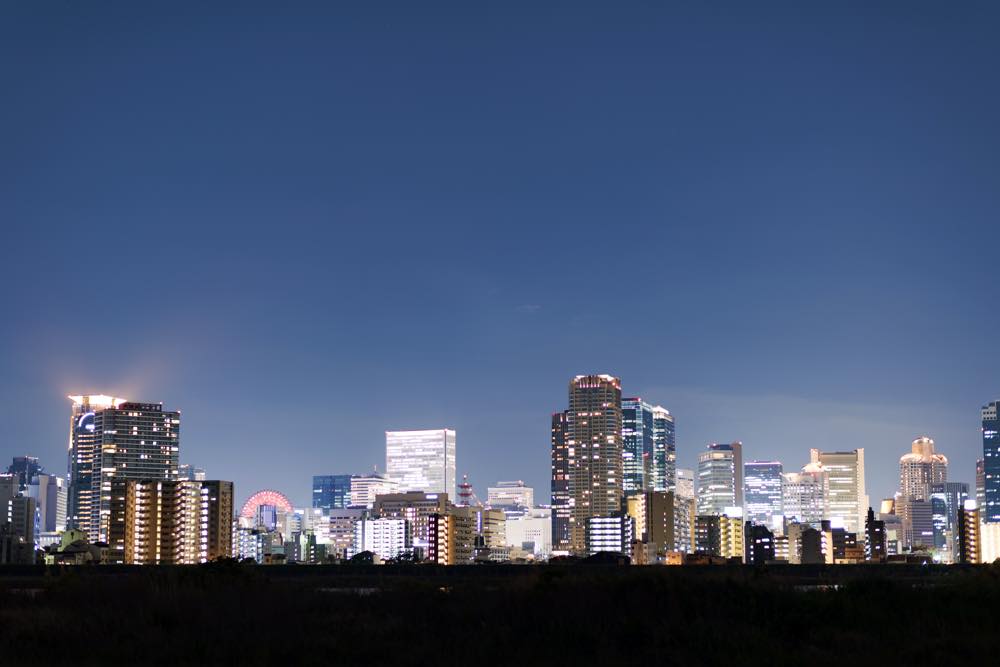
809,449,867,535
782,465,828,527
385,429,456,501
353,517,410,561
697,442,743,516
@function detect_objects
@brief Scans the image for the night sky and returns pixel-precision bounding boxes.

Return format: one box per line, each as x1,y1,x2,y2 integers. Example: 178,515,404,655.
3,2,998,508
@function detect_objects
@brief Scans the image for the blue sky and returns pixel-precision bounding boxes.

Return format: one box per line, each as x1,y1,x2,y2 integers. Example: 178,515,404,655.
2,2,998,507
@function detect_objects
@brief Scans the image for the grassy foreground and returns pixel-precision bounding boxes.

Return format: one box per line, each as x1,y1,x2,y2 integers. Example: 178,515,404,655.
1,562,998,665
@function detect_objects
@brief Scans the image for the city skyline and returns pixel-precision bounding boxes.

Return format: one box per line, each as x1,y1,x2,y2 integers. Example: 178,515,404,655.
2,385,995,511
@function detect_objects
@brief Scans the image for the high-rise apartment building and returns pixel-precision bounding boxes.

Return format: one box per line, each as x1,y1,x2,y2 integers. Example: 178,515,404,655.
809,449,867,535
385,429,456,501
744,461,783,527
696,442,743,516
68,395,180,542
549,411,570,553
312,474,352,510
982,402,1000,522
354,517,410,561
621,398,654,495
110,478,233,564
567,375,623,555
428,507,478,565
957,500,981,564
651,406,676,493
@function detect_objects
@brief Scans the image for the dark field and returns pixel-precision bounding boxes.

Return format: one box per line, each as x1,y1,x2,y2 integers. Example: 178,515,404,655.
2,562,998,665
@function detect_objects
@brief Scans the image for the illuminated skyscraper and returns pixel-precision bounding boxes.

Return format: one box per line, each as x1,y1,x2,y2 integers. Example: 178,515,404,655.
621,398,654,495
899,437,948,500
982,402,1000,522
696,442,743,516
385,429,456,501
930,481,968,561
651,406,676,492
897,437,947,550
782,465,827,527
567,375,623,555
312,474,352,510
743,461,783,527
549,411,570,553
809,449,867,535
67,395,180,542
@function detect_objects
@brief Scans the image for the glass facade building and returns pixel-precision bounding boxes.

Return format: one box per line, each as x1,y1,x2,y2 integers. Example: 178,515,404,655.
696,442,743,516
651,407,676,493
983,402,1000,523
312,474,352,510
385,429,456,501
744,461,783,526
931,481,969,558
622,398,654,495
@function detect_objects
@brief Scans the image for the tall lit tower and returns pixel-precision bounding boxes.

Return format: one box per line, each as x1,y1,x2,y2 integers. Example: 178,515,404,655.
385,429,456,501
621,398,654,495
744,461,783,526
567,374,623,555
550,411,570,553
983,402,1000,523
899,437,948,500
651,406,676,492
809,448,867,535
67,394,180,542
696,442,743,516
